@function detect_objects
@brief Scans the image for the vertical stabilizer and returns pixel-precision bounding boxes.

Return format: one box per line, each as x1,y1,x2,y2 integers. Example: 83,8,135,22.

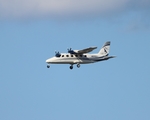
98,41,110,56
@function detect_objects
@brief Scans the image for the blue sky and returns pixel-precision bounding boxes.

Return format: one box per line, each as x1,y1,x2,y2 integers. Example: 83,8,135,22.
0,0,150,120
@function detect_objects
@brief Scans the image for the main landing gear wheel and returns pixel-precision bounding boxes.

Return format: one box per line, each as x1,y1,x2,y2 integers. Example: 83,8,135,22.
77,63,80,68
47,65,50,68
70,65,73,70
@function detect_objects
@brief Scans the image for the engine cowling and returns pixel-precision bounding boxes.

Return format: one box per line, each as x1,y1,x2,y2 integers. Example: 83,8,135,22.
68,48,78,54
55,51,61,57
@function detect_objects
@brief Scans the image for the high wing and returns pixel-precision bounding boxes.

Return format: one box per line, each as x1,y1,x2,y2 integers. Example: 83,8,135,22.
68,46,97,54
77,46,97,54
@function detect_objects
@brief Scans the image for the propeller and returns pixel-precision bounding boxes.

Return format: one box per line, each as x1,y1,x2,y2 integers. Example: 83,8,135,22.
55,51,61,57
67,48,72,52
68,48,75,54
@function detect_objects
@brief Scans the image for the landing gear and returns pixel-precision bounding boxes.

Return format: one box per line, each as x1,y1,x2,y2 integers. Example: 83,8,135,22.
77,63,80,68
70,65,73,69
47,65,50,68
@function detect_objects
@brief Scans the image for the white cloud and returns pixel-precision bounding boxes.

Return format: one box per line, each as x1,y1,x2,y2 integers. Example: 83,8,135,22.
0,0,150,19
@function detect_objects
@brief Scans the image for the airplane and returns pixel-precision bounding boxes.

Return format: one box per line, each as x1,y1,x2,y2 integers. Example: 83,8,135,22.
46,41,115,69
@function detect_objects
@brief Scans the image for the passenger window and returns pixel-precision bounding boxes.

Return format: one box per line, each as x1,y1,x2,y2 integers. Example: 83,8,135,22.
66,55,69,57
84,55,87,57
62,55,64,57
71,55,73,57
80,55,82,57
75,55,78,57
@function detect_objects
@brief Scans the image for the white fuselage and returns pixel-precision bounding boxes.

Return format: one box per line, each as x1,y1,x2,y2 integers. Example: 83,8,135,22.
46,53,113,65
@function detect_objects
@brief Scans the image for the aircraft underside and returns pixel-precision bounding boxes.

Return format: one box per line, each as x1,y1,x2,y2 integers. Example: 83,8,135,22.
47,62,92,69
46,57,112,69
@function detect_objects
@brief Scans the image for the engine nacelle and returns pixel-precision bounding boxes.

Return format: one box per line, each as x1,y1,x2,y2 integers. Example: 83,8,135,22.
68,48,79,54
55,51,61,57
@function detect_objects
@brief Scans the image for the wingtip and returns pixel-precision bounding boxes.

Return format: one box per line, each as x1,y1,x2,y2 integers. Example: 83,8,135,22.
90,46,97,49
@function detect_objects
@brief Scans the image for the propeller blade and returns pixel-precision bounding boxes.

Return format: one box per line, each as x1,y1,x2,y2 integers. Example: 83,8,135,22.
68,48,73,53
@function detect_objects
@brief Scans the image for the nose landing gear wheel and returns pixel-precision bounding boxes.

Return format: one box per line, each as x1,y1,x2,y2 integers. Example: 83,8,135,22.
77,63,80,68
70,65,73,69
47,65,50,68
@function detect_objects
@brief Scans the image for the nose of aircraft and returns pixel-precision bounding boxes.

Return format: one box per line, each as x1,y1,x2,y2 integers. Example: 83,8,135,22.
46,57,56,63
46,59,50,63
46,57,54,63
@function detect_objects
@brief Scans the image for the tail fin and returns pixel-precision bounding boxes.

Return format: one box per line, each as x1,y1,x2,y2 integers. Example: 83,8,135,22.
98,41,110,56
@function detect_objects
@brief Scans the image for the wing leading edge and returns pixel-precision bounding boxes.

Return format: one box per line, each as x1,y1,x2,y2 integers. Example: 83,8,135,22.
77,46,97,54
68,46,97,54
